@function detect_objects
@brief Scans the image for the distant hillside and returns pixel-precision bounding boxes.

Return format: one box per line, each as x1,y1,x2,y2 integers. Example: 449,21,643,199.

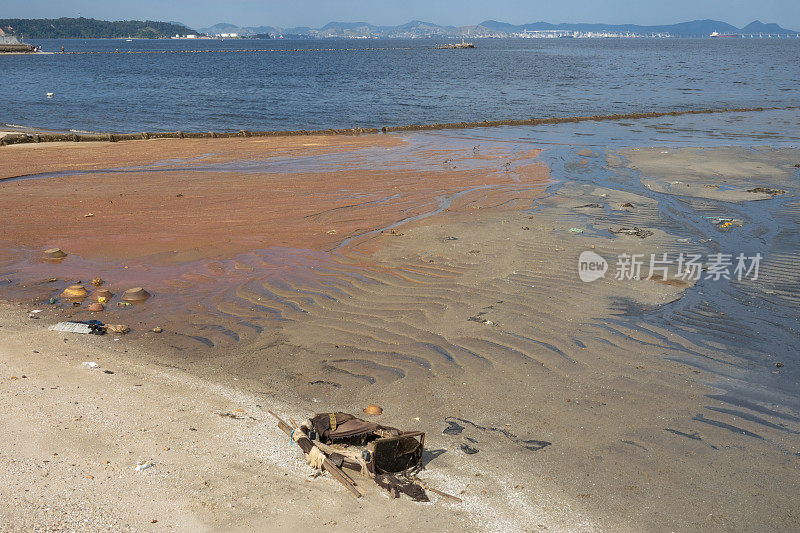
203,18,799,38
0,17,196,38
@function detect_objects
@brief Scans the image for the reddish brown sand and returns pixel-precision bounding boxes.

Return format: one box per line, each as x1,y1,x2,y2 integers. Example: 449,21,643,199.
0,136,548,264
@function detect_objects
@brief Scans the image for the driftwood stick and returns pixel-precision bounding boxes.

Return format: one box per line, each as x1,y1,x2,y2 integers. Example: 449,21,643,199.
411,478,463,502
269,410,363,498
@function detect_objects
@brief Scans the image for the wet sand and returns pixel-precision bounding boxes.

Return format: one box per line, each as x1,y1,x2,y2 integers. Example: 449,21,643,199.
1,120,799,531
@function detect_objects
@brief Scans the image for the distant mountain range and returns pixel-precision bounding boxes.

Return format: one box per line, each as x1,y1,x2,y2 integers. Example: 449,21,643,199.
1,17,796,40
201,18,799,38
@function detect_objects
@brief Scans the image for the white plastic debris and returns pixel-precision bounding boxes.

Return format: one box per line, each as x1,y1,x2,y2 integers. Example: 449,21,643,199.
49,322,94,334
135,462,154,472
82,362,99,369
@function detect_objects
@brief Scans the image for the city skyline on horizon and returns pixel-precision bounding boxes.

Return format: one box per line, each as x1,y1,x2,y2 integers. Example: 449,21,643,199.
2,0,799,32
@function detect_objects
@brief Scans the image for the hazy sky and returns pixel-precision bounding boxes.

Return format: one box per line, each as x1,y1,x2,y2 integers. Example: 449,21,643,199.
2,0,798,30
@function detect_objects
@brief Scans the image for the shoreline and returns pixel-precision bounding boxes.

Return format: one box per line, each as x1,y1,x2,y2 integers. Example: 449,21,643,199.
2,119,799,530
3,105,798,146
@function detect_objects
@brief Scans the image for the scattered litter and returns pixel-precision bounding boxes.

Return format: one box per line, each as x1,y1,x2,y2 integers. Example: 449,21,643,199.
46,92,54,98
91,277,104,287
49,320,105,335
61,284,88,299
610,227,653,239
152,327,163,333
121,287,150,302
106,324,130,335
703,216,743,230
117,302,132,308
48,297,56,304
326,230,337,235
82,362,99,369
575,203,603,209
460,443,479,455
483,320,494,326
43,248,67,259
747,187,785,196
84,213,95,218
269,410,458,503
775,362,784,368
569,228,584,234
134,462,154,472
620,202,635,208
363,404,383,415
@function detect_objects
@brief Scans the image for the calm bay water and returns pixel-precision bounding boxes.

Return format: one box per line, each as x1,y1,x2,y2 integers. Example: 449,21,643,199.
1,38,799,133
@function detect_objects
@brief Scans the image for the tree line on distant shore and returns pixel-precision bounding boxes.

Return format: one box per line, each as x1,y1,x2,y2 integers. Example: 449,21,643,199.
0,17,196,39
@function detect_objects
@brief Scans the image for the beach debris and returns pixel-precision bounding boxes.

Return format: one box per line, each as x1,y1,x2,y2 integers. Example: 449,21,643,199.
48,297,56,304
134,462,154,472
326,230,337,235
61,284,89,299
91,277,104,287
46,92,54,98
363,404,383,415
620,202,635,208
747,187,785,196
152,327,163,333
105,324,130,335
117,302,132,308
610,227,653,239
703,216,743,230
87,303,104,312
82,362,99,369
84,213,95,218
460,443,479,455
775,362,784,368
28,310,42,319
49,320,105,335
92,289,113,301
43,248,67,259
569,228,584,234
269,410,454,503
121,287,150,302
575,203,603,209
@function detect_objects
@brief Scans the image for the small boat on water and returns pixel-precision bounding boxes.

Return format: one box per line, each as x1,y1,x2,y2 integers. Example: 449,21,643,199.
710,31,741,38
434,39,475,49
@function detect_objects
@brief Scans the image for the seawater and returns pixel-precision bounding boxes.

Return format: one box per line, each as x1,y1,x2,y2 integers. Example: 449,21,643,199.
1,38,799,133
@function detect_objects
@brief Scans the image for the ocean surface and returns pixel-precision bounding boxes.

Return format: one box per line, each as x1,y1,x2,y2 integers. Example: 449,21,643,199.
1,37,799,133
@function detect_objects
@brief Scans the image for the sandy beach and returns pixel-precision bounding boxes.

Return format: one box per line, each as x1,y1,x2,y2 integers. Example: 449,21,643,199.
2,116,799,531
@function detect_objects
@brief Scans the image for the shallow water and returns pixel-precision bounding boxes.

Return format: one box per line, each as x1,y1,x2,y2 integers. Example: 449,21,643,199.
2,38,799,132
